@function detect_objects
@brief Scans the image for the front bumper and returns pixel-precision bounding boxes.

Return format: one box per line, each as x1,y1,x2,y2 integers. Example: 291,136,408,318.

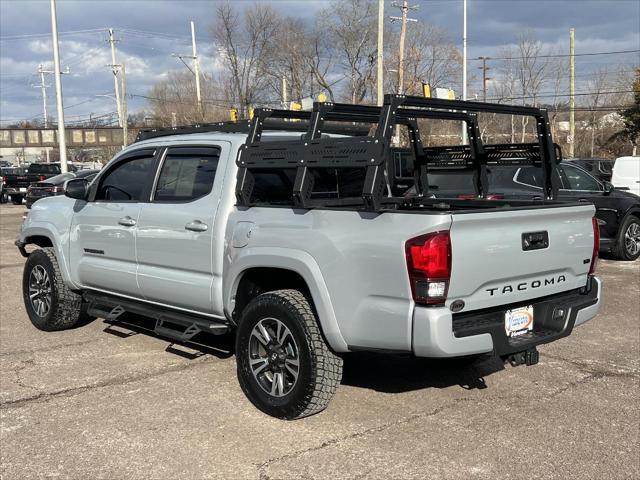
412,277,601,358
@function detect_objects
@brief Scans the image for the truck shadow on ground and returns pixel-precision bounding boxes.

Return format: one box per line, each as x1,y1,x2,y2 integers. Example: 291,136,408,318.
99,314,504,394
340,352,505,393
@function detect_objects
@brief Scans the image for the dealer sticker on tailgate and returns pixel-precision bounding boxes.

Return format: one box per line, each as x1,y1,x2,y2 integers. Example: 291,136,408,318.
504,305,534,337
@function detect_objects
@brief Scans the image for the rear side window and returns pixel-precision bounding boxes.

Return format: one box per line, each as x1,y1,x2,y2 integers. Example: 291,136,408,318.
154,147,219,202
561,164,601,191
515,167,544,188
96,155,155,202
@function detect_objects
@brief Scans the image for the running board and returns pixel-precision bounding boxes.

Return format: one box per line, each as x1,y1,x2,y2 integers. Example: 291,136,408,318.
84,292,230,338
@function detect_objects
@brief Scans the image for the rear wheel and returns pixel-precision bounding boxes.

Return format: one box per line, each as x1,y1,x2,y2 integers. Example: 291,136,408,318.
614,216,640,261
11,195,23,205
235,289,343,419
22,248,87,331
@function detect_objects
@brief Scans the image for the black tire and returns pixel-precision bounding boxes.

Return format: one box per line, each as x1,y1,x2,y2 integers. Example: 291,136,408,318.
613,215,640,261
235,289,343,419
11,195,23,205
22,247,86,331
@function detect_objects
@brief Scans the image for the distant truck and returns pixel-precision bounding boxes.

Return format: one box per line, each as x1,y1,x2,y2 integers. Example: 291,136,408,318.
2,163,76,205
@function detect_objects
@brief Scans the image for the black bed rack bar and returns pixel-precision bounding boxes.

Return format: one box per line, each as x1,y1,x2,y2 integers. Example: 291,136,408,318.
134,118,371,143
232,94,559,211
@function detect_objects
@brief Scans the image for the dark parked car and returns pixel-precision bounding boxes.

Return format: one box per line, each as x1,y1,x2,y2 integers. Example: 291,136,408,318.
26,169,100,208
565,158,616,182
396,152,639,260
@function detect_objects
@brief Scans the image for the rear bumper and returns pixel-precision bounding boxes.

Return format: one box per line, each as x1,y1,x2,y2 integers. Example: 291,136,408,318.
412,277,601,358
4,187,27,195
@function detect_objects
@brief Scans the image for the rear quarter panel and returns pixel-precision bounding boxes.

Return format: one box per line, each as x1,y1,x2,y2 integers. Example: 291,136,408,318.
225,208,451,352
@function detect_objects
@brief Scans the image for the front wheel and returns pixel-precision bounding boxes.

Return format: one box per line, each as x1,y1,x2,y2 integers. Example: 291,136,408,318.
614,216,640,261
235,289,343,419
22,248,87,331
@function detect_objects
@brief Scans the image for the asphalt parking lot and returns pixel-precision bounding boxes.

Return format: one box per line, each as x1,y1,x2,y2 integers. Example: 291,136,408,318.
0,203,638,479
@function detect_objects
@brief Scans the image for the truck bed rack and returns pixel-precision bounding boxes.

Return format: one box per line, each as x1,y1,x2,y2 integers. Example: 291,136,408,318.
234,95,560,212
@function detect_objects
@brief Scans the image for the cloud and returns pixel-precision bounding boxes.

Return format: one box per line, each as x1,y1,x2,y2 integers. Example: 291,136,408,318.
1,0,638,123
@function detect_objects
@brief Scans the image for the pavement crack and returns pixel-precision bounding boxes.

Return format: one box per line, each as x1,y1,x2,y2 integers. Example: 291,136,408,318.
256,397,471,478
0,338,105,357
541,352,639,380
0,357,217,410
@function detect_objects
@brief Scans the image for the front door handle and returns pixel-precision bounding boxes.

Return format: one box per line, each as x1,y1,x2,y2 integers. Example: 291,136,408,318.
118,216,136,227
185,220,208,232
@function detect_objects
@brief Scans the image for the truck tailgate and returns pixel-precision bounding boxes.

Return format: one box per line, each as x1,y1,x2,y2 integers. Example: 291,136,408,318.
447,204,596,312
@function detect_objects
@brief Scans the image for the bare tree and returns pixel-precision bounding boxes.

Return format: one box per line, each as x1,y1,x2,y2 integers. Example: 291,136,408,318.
212,3,280,116
514,31,551,141
320,0,377,103
147,71,228,125
401,22,462,96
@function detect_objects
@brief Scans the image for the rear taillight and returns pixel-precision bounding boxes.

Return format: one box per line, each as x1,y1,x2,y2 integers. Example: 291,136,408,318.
52,186,65,193
589,216,600,275
405,231,452,305
38,175,46,181
1,176,6,184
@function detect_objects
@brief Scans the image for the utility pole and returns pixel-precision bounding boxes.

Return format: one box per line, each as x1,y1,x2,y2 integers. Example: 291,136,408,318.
569,27,575,158
171,21,203,120
49,0,68,172
391,1,417,145
478,56,491,102
390,1,418,96
462,0,467,102
377,0,384,106
35,64,50,162
121,63,128,148
190,21,202,118
108,28,123,128
462,0,468,143
282,76,288,107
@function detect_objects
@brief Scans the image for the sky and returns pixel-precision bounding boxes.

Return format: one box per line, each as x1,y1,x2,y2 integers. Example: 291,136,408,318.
1,0,639,125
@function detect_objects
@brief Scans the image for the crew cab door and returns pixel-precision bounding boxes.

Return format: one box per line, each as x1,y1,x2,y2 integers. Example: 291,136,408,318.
69,148,157,296
136,144,226,313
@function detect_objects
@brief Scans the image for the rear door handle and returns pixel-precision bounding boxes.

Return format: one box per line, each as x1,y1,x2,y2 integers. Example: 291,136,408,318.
185,220,208,232
118,216,136,227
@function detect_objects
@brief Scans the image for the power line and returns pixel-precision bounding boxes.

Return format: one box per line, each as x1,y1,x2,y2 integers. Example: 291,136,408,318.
474,49,640,62
0,28,104,41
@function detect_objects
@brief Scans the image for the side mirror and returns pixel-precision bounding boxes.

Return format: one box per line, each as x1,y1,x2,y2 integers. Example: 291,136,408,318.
603,181,614,195
64,178,89,200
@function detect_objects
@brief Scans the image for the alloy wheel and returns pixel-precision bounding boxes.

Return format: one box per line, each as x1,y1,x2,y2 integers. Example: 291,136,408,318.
624,221,640,257
28,265,52,317
248,317,300,397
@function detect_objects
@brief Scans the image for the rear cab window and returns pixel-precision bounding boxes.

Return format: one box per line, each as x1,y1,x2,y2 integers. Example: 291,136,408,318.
153,146,220,202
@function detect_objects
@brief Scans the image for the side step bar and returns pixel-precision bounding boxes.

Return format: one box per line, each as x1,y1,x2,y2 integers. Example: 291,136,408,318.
84,292,230,342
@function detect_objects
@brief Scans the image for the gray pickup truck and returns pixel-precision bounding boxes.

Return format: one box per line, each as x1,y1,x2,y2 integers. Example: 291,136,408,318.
16,96,602,419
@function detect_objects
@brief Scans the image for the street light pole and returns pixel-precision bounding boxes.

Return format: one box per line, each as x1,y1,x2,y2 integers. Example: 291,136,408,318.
377,0,384,106
50,0,68,172
461,0,468,143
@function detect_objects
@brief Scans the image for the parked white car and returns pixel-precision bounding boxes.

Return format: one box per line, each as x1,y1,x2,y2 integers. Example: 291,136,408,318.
612,156,640,197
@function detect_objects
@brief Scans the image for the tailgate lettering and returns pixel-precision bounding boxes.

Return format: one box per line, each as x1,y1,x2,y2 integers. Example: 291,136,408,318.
487,275,566,296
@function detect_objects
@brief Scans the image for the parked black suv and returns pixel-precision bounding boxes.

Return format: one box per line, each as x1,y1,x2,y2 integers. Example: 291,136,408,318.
565,157,616,182
395,151,639,260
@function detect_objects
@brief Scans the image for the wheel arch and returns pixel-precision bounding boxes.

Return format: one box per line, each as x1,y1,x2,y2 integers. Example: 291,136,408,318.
224,249,348,352
20,228,78,290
